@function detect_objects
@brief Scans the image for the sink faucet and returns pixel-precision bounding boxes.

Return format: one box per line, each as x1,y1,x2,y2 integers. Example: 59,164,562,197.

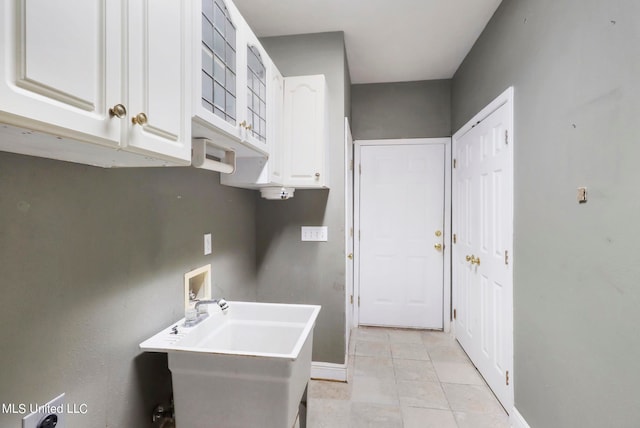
184,298,229,327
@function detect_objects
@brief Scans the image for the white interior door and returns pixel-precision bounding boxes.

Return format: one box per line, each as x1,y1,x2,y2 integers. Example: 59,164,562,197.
359,143,445,329
453,89,513,412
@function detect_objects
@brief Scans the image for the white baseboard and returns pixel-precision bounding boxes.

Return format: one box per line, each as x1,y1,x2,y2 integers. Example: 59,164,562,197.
510,407,531,428
311,361,347,382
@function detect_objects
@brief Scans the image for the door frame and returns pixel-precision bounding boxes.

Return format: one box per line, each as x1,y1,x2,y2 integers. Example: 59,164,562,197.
353,138,452,332
452,86,514,412
344,117,354,361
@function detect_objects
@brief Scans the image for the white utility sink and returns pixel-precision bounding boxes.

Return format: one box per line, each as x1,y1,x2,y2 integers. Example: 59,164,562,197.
140,301,321,428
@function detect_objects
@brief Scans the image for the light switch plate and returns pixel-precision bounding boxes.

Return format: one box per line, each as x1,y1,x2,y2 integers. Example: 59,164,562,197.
301,226,328,242
23,393,65,428
204,233,212,255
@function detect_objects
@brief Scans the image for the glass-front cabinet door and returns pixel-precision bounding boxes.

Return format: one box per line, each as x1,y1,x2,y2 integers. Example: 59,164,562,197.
201,0,237,126
236,24,269,153
244,45,267,148
197,0,240,140
193,0,272,156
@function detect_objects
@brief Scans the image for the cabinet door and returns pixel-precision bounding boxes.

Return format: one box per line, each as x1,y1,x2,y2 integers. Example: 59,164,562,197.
0,0,122,145
238,27,269,153
283,75,328,188
194,0,241,140
127,0,191,164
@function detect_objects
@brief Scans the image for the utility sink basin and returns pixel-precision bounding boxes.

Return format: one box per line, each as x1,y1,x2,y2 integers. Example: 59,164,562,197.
140,301,321,428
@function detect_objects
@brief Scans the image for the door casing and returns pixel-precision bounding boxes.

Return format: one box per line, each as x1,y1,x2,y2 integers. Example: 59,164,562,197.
353,138,452,332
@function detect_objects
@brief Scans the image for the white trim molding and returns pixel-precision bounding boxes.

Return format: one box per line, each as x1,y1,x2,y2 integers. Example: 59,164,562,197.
311,361,347,382
510,407,531,428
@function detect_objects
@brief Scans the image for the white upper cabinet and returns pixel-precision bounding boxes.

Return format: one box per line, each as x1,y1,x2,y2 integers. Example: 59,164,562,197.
282,75,329,188
192,0,273,157
0,0,191,167
221,73,329,191
220,56,283,188
126,0,192,163
0,0,122,147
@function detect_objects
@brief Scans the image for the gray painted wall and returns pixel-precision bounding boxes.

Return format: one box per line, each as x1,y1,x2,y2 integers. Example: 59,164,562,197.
351,80,451,140
257,32,348,364
0,152,258,427
452,0,640,426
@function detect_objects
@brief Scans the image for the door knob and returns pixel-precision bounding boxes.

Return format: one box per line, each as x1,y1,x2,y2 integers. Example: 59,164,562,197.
348,253,353,260
239,120,247,129
132,112,148,126
434,243,443,251
465,255,472,262
471,255,481,266
109,103,127,118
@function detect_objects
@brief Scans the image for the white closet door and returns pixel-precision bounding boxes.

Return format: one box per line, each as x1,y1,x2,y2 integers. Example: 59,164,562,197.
454,100,513,412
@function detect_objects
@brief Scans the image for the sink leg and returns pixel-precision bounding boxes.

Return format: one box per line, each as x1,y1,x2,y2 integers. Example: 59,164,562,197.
298,383,308,428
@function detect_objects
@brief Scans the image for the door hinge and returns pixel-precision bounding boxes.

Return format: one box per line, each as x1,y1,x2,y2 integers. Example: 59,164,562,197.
359,164,362,175
505,130,509,145
453,309,457,320
350,160,354,171
350,295,353,304
506,370,510,386
358,296,360,307
350,227,353,237
453,158,457,168
358,230,361,241
505,250,509,265
453,233,457,244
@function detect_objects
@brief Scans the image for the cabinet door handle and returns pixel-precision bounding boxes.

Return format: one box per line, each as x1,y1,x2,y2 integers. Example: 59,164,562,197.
109,104,127,119
132,112,148,126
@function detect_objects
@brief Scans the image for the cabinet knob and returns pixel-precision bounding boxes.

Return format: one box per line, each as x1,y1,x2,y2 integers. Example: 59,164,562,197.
239,120,247,129
315,172,320,178
109,104,127,119
132,112,148,126
246,124,253,131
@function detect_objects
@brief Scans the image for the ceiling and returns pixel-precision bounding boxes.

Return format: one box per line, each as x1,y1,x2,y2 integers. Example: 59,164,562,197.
233,0,503,84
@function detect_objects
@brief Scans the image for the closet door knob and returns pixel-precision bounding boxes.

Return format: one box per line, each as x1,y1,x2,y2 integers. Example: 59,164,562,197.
109,104,127,118
132,112,148,126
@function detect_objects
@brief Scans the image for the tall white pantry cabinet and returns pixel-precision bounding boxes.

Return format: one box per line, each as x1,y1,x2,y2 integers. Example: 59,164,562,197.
0,0,191,166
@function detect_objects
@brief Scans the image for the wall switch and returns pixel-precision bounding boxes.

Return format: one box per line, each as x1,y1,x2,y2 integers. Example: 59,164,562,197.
301,226,328,242
22,393,65,428
577,187,587,203
204,233,212,255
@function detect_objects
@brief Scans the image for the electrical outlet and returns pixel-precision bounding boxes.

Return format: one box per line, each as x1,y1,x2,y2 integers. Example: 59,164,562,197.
22,393,65,428
301,226,328,242
204,233,212,255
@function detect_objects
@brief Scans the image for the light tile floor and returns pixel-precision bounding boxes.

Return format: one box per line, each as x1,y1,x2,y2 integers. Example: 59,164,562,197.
307,327,509,428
